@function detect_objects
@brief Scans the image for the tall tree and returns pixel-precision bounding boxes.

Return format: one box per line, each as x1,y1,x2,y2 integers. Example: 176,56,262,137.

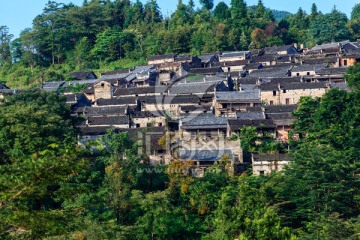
0,26,13,66
199,0,214,11
213,2,230,21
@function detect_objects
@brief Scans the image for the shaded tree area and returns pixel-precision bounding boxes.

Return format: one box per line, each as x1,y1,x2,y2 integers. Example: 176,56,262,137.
0,66,360,239
1,1,359,88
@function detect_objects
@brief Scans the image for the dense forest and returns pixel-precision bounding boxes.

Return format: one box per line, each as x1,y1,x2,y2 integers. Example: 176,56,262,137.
0,0,360,88
0,66,359,239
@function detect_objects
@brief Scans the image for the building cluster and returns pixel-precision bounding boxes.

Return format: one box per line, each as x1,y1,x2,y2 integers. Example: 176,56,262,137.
2,41,359,176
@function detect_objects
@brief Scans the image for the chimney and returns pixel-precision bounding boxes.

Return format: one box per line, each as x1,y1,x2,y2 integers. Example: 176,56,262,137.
300,43,304,49
277,82,281,90
293,43,298,49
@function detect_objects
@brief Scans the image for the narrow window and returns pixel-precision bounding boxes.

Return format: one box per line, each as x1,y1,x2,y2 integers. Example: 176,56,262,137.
286,98,290,105
344,60,348,66
273,91,276,96
270,100,274,105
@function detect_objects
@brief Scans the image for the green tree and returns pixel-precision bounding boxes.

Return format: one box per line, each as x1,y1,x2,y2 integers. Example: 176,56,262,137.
213,2,230,22
0,89,85,238
199,0,214,11
0,26,13,66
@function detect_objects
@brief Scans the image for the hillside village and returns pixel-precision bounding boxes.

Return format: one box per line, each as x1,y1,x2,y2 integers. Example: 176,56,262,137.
1,40,359,176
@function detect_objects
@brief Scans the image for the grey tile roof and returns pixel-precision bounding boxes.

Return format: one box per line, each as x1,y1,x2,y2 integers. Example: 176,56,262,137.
99,73,130,81
180,105,212,112
64,79,100,86
139,95,200,105
329,82,349,90
88,116,129,126
315,67,347,75
188,67,223,75
84,106,128,116
301,57,338,65
79,126,120,136
252,54,276,62
252,153,291,162
281,82,327,90
215,90,260,103
181,113,230,129
248,65,292,78
228,119,276,132
311,41,349,51
292,64,327,72
236,111,265,120
264,105,297,113
113,86,165,97
220,51,249,58
179,149,233,161
198,53,217,63
43,81,65,91
169,81,220,95
97,97,137,106
69,71,97,80
264,45,298,54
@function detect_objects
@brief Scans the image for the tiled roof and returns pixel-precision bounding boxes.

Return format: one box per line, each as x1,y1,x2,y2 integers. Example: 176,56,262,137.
179,149,233,161
84,106,128,116
69,71,97,80
97,97,137,106
88,116,129,126
252,153,291,162
236,111,265,120
181,113,230,129
291,64,327,72
281,82,327,90
139,95,200,105
228,119,276,131
215,90,260,103
315,67,347,75
188,67,223,74
220,51,249,58
113,86,165,97
264,105,297,113
43,81,65,91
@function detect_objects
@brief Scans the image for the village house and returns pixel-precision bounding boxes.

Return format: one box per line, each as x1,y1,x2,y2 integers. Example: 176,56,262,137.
94,81,114,100
86,115,130,128
198,53,218,68
95,97,139,108
260,82,328,105
220,60,249,72
113,86,166,98
290,64,327,77
82,105,129,117
139,94,201,118
214,88,261,117
251,153,292,175
264,105,297,142
131,110,166,128
147,53,177,65
264,44,298,55
219,51,251,62
69,71,97,80
226,119,276,138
